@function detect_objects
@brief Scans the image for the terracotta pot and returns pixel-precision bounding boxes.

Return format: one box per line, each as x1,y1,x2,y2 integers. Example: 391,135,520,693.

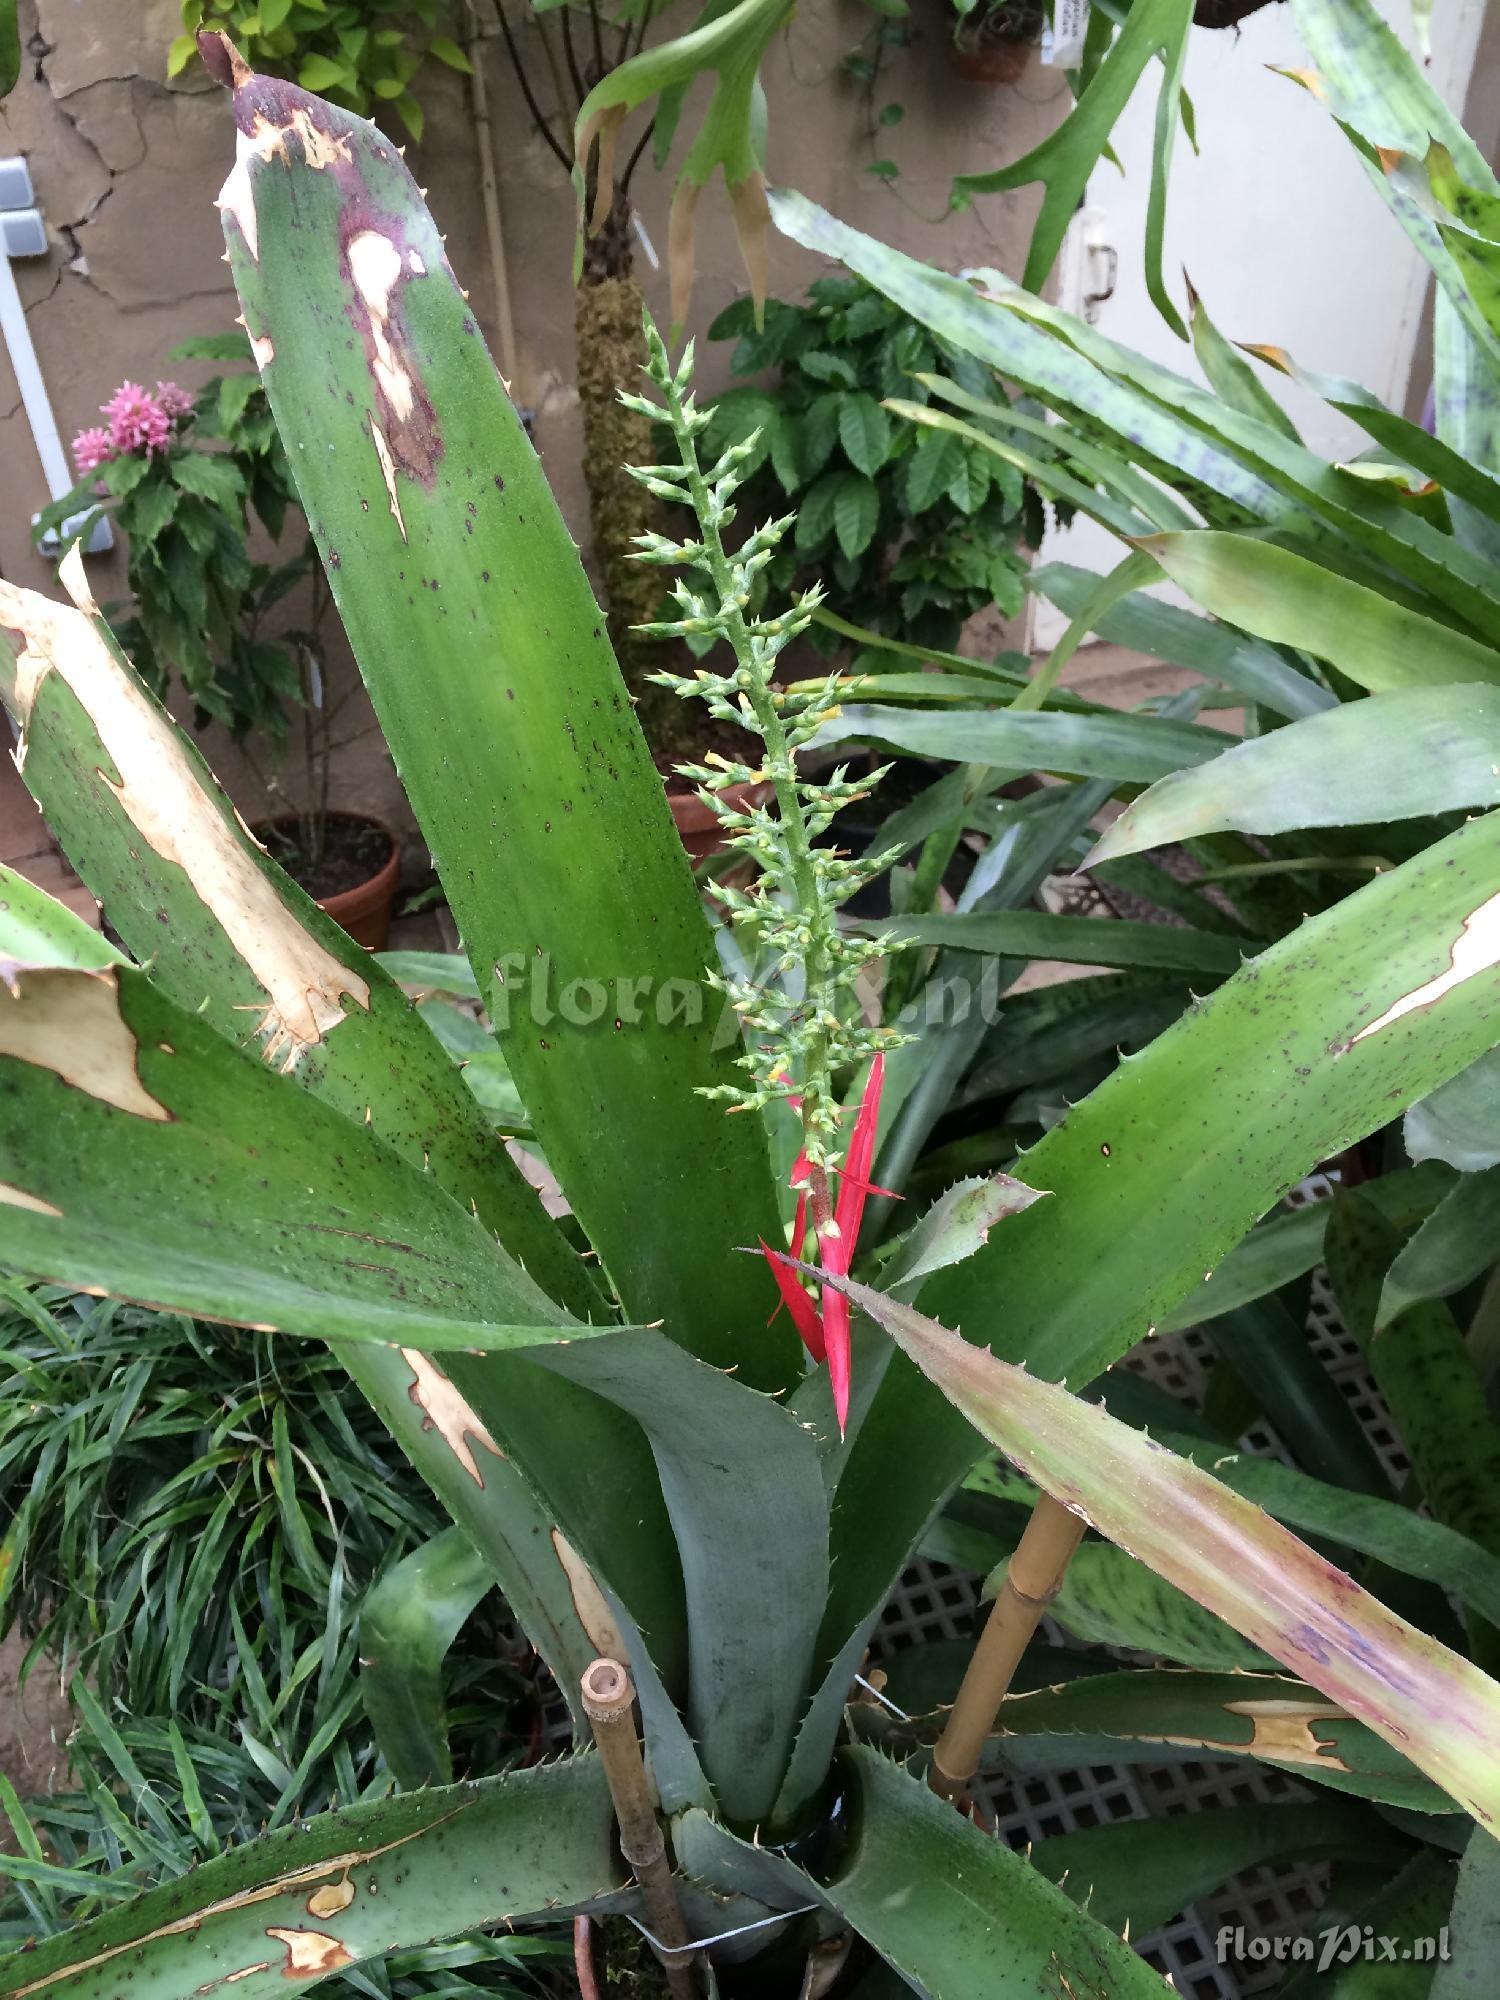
321,829,401,949
950,36,1032,83
668,777,771,864
254,811,402,951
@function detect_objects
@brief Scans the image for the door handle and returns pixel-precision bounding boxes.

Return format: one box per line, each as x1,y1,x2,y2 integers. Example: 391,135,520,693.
1084,241,1118,322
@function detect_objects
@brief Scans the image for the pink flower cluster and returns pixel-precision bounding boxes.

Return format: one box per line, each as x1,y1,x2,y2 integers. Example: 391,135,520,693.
71,380,195,475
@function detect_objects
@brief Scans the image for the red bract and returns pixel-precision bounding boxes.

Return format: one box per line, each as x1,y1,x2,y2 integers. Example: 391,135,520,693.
760,1237,824,1358
819,1053,885,1432
828,1051,886,1268
758,1055,887,1435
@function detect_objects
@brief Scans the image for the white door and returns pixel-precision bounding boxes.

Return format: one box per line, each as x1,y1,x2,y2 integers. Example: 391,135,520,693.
1030,0,1488,647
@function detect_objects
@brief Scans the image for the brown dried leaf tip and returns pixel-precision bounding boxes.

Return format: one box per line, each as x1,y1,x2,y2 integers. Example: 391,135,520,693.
198,29,251,92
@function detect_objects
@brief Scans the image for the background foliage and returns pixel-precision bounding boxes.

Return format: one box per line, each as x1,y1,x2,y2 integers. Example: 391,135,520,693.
704,279,1045,655
168,0,473,141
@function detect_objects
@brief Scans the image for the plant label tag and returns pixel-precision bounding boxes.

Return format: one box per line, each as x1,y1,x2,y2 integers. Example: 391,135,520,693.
1042,0,1090,65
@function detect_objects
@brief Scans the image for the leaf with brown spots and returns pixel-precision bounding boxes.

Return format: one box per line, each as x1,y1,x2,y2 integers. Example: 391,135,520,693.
0,1759,623,2000
0,570,694,1742
210,47,791,1389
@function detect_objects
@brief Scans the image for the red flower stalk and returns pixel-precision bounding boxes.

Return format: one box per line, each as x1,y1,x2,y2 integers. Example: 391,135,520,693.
761,1054,888,1434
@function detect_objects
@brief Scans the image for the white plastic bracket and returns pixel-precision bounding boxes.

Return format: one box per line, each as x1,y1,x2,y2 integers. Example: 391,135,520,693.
0,154,115,555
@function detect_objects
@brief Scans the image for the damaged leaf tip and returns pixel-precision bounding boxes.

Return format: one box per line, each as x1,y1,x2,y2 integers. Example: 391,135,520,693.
197,28,250,91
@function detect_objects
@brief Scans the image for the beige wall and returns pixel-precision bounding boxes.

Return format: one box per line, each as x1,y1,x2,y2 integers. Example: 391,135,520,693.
0,0,1066,837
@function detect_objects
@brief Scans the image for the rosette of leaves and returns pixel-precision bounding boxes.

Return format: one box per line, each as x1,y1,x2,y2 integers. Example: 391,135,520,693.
702,277,1047,655
169,0,472,141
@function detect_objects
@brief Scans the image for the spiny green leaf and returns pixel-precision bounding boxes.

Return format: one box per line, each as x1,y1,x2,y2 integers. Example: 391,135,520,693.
981,1670,1454,1813
823,1747,1170,1998
0,962,602,1358
1029,1802,1396,1935
0,1761,625,2000
825,1265,1500,1828
215,59,789,1383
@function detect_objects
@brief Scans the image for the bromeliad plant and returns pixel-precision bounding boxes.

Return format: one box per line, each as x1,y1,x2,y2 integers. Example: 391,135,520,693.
9,14,1500,1996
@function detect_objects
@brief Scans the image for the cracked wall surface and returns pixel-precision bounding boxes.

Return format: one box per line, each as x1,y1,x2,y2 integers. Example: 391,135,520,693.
0,1,1062,836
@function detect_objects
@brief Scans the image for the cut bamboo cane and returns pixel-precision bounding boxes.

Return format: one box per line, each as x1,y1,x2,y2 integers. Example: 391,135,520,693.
928,1493,1087,1807
581,1658,697,1997
464,1,523,399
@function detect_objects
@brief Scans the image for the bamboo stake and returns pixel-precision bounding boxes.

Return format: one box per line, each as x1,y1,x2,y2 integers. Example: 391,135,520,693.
928,1493,1086,1807
580,1658,697,1997
464,1,524,399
